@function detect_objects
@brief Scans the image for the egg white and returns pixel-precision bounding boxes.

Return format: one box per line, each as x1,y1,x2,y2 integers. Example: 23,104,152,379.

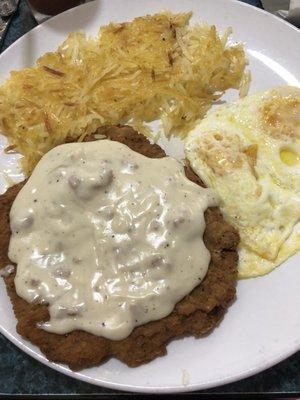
185,86,300,278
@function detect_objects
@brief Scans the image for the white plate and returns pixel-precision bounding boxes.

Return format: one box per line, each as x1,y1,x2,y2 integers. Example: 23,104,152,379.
0,0,299,393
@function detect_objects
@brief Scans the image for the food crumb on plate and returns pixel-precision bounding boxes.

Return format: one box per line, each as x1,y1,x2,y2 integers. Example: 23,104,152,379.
182,369,190,386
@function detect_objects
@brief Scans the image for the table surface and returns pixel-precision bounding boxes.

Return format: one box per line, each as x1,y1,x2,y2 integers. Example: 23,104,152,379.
0,0,299,395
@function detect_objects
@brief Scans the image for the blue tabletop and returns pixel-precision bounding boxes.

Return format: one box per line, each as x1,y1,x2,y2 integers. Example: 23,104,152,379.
0,0,299,395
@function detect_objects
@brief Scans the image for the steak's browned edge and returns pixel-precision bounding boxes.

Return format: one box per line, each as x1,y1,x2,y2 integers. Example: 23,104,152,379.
0,125,239,370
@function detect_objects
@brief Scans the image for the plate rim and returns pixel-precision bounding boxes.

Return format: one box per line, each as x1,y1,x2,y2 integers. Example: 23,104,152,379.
0,0,299,393
0,0,299,65
0,319,299,393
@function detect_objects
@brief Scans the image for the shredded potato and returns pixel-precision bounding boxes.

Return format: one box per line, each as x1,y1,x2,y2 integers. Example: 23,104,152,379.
0,12,248,174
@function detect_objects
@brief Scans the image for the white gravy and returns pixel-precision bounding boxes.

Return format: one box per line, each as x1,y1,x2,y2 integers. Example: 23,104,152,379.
9,140,218,340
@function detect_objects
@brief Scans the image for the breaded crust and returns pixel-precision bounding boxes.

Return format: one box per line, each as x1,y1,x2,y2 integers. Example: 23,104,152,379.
0,126,239,370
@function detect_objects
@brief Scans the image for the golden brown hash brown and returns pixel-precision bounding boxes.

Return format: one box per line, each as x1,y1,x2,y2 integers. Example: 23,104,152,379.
0,125,239,371
0,12,248,175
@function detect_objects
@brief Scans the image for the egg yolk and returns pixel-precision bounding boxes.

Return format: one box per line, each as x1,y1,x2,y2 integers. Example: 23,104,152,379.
279,148,299,167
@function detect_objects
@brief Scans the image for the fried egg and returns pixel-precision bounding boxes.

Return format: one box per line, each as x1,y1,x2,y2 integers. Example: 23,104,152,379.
185,86,300,278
